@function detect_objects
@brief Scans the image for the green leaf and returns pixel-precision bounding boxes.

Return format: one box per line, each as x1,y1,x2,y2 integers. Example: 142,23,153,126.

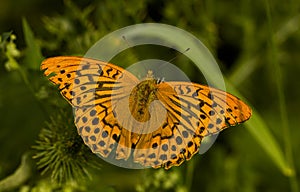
22,18,44,70
225,81,292,176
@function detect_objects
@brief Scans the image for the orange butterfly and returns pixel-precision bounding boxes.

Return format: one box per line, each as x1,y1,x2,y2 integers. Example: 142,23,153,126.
41,56,251,169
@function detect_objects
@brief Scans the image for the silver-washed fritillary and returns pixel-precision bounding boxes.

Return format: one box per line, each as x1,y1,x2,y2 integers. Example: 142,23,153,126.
41,56,251,169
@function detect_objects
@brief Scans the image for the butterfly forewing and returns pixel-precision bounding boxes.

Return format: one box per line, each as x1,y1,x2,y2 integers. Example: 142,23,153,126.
164,82,252,136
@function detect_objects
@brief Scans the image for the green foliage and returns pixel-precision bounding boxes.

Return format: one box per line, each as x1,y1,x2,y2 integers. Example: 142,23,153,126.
40,0,101,55
0,153,32,191
0,0,299,191
32,109,101,185
1,32,21,71
136,169,187,192
22,18,43,70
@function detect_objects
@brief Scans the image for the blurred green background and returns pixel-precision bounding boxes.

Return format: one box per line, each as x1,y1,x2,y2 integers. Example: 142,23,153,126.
0,0,299,191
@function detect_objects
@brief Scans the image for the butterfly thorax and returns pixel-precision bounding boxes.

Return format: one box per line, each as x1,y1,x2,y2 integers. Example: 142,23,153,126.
129,77,158,122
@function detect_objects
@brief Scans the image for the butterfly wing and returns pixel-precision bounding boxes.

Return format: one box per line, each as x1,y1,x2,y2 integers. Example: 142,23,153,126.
165,82,252,135
133,81,251,169
41,56,140,161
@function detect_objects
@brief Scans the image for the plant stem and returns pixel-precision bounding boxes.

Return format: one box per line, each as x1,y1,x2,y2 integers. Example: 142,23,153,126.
264,0,298,191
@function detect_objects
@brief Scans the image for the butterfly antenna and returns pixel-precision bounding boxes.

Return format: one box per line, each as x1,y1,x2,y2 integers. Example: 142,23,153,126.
122,36,149,78
121,35,140,62
168,48,190,63
122,36,131,48
156,47,190,72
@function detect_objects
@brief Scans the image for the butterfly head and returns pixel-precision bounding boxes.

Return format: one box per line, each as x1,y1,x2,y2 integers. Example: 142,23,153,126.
145,70,154,79
144,70,165,84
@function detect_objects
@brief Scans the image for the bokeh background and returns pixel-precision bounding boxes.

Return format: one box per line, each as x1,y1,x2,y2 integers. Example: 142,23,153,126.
0,0,299,191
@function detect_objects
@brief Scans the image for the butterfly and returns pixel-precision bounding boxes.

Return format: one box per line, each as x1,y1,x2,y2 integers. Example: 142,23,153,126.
41,56,251,169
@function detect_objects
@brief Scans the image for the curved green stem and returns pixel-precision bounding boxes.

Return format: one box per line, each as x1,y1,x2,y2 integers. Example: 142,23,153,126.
0,153,33,191
264,0,298,191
